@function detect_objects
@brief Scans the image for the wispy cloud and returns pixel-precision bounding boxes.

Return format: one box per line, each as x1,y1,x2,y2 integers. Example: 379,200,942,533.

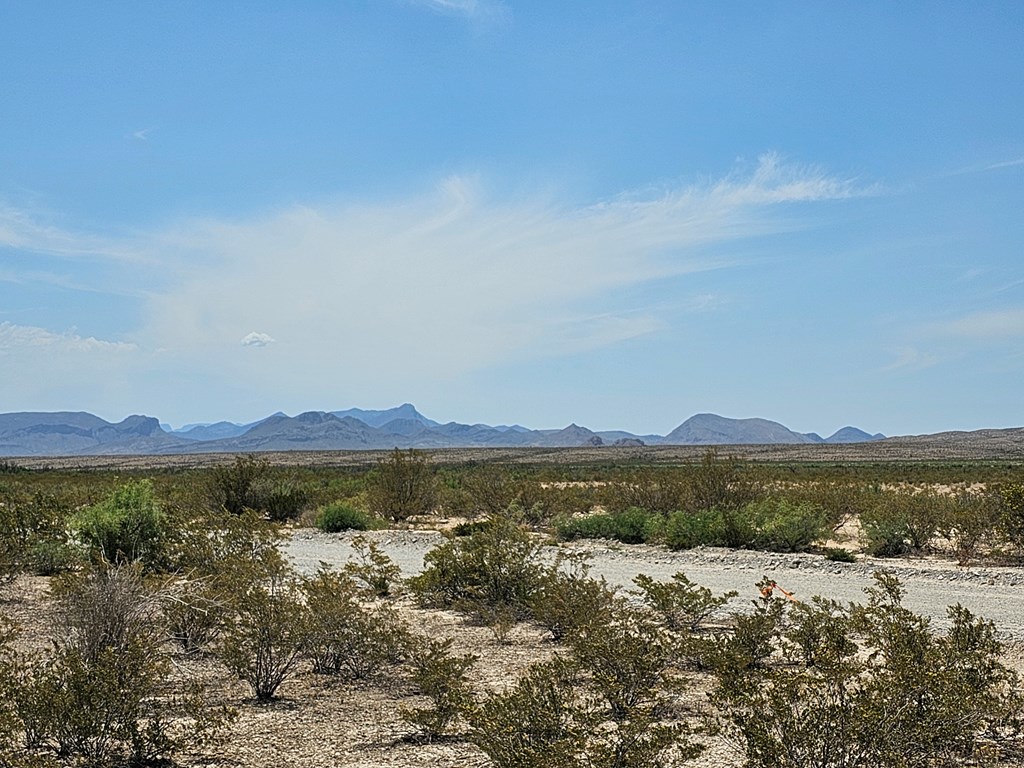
881,346,943,372
0,156,866,412
0,321,136,354
0,204,144,263
129,127,155,141
985,157,1024,172
134,155,861,389
406,0,507,19
940,307,1024,340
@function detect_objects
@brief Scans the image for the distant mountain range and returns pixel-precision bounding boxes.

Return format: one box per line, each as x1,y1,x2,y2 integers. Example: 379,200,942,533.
0,405,888,457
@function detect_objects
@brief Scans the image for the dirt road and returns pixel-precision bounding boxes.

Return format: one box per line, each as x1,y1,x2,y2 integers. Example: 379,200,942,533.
286,529,1024,638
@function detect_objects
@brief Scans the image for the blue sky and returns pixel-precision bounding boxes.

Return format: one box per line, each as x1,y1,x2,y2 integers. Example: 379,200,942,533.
1,1,1022,436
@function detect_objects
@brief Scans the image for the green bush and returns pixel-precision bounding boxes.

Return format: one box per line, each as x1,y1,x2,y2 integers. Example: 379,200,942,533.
11,565,232,766
468,658,584,768
943,488,1002,565
217,575,307,701
712,572,1023,768
823,546,856,563
207,455,271,515
746,498,830,552
633,571,737,633
315,502,383,532
300,566,408,679
344,535,402,597
861,488,950,557
401,637,477,739
529,552,617,642
258,480,310,522
603,467,690,516
998,483,1024,553
663,508,725,550
366,449,438,522
409,506,544,622
555,507,661,544
69,479,166,568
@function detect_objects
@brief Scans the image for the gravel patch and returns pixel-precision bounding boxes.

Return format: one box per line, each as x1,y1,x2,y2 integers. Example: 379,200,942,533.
286,529,1024,639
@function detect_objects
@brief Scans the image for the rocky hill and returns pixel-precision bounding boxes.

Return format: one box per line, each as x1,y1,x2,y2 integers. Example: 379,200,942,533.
0,406,890,457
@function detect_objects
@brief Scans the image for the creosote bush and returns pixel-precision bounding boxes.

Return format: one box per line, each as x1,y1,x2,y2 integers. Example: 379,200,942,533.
529,551,618,643
70,479,166,568
366,449,438,522
401,638,477,740
712,571,1024,768
315,501,383,532
7,564,233,767
217,575,307,701
300,566,408,680
409,505,544,622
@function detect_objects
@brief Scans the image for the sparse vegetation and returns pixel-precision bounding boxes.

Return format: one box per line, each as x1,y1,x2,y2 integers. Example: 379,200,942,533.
0,453,1022,766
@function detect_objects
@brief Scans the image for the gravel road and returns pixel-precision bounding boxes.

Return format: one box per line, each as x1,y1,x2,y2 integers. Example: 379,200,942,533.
286,529,1024,639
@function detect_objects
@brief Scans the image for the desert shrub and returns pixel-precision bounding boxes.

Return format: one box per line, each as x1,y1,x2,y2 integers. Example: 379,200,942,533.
998,483,1024,553
633,571,737,633
566,609,701,765
529,552,618,642
555,507,661,545
604,467,691,516
300,566,408,679
315,501,383,532
943,488,1002,565
207,454,271,515
0,618,23,759
471,604,703,768
164,574,225,654
860,488,950,556
460,464,541,518
776,481,877,531
162,510,289,654
51,564,164,664
710,580,788,682
784,596,856,668
746,497,831,552
663,508,724,550
860,489,946,557
401,637,477,739
713,572,1024,768
468,658,584,768
69,479,166,568
12,564,232,766
217,575,307,701
166,508,288,585
366,449,438,522
823,546,857,563
0,489,74,581
344,535,402,597
257,480,310,522
27,537,79,575
537,483,600,522
687,448,764,513
409,506,544,622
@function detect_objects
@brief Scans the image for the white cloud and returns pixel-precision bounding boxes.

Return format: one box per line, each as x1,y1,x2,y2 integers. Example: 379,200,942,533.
407,0,505,18
0,321,136,354
941,308,1024,340
0,157,866,413
985,157,1024,172
0,204,144,263
241,331,275,347
135,155,861,394
881,346,943,372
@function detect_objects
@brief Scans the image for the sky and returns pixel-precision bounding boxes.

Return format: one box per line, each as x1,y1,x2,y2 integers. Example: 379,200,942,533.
1,1,1023,437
